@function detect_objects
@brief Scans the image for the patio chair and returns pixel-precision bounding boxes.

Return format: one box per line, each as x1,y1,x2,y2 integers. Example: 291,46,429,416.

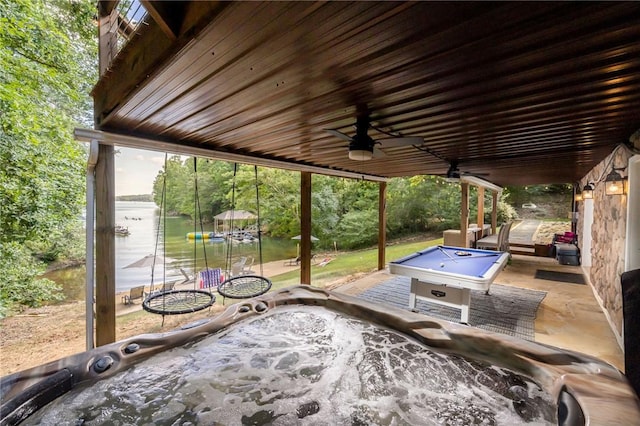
241,257,255,274
476,221,513,252
230,257,247,277
179,267,194,284
122,285,145,305
158,281,176,292
497,221,513,252
145,281,176,298
284,256,300,266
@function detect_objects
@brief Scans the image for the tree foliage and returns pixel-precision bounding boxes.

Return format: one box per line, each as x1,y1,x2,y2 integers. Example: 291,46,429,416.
0,0,96,315
153,157,234,220
387,175,461,235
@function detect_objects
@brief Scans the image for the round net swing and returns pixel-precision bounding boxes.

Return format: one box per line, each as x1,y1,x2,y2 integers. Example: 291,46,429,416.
218,164,272,301
217,275,272,300
143,155,215,320
143,289,215,315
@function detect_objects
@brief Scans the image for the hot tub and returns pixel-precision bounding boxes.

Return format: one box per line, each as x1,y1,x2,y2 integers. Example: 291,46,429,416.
1,286,639,425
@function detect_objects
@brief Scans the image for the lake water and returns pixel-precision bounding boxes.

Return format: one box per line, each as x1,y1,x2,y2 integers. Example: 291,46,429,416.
46,202,298,297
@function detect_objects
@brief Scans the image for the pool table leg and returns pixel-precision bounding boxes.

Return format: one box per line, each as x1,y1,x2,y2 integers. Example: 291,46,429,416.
460,288,471,324
409,279,418,311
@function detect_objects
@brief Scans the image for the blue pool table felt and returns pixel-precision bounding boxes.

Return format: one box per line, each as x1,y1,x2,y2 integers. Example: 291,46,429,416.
394,245,502,277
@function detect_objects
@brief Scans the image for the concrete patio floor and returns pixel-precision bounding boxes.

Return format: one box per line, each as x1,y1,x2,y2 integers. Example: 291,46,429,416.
335,254,624,371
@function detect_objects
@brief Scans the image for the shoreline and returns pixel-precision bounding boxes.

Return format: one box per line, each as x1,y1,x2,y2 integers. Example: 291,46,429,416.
44,258,85,272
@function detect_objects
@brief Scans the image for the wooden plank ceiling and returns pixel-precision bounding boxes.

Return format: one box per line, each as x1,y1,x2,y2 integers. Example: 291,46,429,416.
93,1,640,185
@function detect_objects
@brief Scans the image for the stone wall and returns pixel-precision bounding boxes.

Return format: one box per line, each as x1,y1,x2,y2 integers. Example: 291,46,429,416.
576,145,632,343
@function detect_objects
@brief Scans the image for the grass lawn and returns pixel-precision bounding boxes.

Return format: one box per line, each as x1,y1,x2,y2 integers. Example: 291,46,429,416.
269,236,444,291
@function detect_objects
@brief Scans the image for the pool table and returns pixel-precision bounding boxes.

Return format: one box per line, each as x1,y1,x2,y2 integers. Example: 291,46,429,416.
389,245,510,323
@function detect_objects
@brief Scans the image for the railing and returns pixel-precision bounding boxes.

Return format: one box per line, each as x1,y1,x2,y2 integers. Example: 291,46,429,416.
99,0,148,73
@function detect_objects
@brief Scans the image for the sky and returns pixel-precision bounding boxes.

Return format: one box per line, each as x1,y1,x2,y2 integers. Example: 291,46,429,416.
115,147,166,196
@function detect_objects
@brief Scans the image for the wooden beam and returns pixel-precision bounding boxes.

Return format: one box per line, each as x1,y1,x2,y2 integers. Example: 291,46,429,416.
491,190,499,234
460,183,470,248
477,186,485,228
378,181,387,270
98,0,118,16
143,0,225,40
75,128,388,182
300,172,312,284
95,144,116,346
140,1,185,40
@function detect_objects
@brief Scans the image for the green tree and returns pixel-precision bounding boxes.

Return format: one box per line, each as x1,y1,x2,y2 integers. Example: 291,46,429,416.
0,0,96,315
311,174,339,244
254,167,299,237
387,175,461,236
195,159,233,221
153,155,192,216
331,179,379,249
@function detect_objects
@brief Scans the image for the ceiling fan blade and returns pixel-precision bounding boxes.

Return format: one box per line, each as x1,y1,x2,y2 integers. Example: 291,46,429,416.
462,171,490,177
373,146,387,158
325,129,353,142
378,136,423,147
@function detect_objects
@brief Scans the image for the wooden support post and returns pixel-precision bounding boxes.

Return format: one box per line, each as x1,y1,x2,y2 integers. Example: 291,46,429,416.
300,172,312,285
477,186,485,228
378,181,387,270
95,144,116,346
460,183,470,248
491,190,499,234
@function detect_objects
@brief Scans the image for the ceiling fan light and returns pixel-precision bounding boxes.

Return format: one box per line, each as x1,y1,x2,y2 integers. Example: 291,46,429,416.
349,148,373,161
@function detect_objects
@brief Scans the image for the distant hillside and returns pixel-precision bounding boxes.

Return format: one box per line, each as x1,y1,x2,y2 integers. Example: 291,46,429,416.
116,194,154,202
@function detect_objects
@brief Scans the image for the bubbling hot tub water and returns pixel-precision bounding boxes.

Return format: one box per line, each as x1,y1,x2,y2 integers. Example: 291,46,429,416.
25,306,555,425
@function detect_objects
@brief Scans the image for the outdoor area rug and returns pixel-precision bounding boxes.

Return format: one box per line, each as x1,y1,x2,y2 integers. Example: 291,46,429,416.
357,276,546,341
534,269,586,285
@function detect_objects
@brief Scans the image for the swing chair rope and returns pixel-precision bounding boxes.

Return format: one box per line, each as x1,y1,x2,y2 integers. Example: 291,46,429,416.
162,153,169,312
254,165,264,277
224,163,238,275
151,153,169,287
193,159,198,284
193,158,211,291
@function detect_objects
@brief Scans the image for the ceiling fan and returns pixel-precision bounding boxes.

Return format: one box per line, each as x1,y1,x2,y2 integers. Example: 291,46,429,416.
324,116,423,161
444,161,490,182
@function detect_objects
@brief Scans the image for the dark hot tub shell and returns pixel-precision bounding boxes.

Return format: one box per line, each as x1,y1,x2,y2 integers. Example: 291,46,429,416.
1,285,639,425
